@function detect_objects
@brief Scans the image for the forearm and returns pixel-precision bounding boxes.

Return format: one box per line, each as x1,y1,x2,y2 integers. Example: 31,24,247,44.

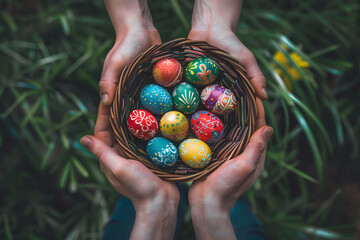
130,195,178,240
191,206,236,240
104,0,155,34
192,0,243,32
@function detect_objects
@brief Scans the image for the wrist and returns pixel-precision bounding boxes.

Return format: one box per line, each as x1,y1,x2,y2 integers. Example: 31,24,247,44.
131,188,179,239
191,0,242,33
191,204,235,240
189,187,236,239
105,0,156,35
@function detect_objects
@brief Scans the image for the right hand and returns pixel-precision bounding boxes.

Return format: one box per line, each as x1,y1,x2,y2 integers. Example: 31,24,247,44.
96,27,161,147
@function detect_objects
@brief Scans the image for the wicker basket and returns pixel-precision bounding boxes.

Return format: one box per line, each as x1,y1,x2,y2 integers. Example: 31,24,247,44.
110,38,257,182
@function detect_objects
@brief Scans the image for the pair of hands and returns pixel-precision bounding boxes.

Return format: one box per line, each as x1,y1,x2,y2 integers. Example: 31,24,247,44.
80,3,273,238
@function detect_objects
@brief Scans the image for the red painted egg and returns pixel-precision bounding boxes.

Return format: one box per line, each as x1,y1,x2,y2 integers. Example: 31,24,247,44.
191,111,224,144
127,109,159,140
153,57,183,87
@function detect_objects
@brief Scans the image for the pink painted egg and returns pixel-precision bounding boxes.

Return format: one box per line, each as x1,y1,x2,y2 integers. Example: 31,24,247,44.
200,84,237,115
191,111,224,144
153,57,183,87
127,109,159,140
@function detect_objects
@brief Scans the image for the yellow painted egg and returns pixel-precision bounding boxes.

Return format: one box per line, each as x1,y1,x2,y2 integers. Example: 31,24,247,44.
159,111,189,142
179,138,211,169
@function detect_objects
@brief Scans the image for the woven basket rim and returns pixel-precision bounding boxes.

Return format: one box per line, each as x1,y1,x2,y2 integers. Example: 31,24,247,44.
110,38,257,182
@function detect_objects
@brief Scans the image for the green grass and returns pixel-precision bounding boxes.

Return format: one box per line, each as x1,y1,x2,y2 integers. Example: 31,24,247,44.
1,0,359,239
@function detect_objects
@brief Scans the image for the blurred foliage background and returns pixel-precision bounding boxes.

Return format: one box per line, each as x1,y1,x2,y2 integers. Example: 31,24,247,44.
1,0,359,239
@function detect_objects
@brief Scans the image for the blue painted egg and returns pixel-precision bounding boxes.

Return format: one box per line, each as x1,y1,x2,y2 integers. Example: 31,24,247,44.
146,137,178,168
140,84,173,115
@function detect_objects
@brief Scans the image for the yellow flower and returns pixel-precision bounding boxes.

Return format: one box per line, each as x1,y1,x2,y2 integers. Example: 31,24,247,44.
273,47,310,91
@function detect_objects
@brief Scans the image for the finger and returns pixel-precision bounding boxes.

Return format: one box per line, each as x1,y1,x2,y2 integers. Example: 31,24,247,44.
94,104,113,146
233,126,273,170
242,54,267,100
80,135,127,174
99,52,124,107
255,98,266,130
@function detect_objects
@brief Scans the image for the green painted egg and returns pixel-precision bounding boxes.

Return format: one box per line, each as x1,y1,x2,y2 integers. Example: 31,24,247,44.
172,82,200,114
185,57,219,86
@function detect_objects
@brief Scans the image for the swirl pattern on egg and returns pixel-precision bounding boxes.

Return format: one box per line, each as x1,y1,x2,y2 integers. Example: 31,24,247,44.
201,84,237,115
191,111,224,144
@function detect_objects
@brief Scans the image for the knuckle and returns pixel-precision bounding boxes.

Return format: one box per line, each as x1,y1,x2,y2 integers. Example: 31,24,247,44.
258,74,266,84
99,77,110,88
93,145,105,161
112,162,126,177
255,141,266,155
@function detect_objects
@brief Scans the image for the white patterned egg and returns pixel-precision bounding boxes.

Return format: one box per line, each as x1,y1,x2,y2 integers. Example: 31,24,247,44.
179,138,211,169
146,137,178,168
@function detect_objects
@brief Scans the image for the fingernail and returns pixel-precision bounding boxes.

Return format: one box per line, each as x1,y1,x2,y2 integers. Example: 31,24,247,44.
262,88,268,99
101,93,109,106
80,137,92,149
262,127,273,140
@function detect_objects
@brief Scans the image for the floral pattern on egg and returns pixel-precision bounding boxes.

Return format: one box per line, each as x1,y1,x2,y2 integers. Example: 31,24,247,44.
179,138,211,169
185,57,219,86
201,84,237,115
127,109,159,140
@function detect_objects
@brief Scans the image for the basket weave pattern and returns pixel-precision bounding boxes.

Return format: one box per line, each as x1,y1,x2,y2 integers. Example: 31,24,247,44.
110,38,257,182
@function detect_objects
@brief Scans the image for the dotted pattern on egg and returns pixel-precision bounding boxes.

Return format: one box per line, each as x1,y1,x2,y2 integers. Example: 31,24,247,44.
140,84,173,115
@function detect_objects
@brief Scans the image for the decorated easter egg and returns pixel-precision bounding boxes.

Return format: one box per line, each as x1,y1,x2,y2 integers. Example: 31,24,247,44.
153,57,183,87
146,137,178,168
127,109,159,140
201,84,237,115
185,57,219,86
179,138,211,169
191,111,224,144
159,111,189,142
140,84,173,115
172,82,200,114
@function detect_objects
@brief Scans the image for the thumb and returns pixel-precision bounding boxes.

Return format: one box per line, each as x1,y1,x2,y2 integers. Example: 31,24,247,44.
80,135,126,172
234,126,273,168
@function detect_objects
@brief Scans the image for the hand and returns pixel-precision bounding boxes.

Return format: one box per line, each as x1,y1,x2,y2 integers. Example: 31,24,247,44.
188,99,273,239
83,24,176,240
188,0,268,100
83,1,178,238
97,0,161,147
80,111,179,239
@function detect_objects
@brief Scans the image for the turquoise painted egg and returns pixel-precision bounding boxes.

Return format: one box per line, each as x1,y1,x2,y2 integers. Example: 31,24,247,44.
185,57,219,86
179,138,211,169
146,137,178,168
172,82,200,114
140,84,173,115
